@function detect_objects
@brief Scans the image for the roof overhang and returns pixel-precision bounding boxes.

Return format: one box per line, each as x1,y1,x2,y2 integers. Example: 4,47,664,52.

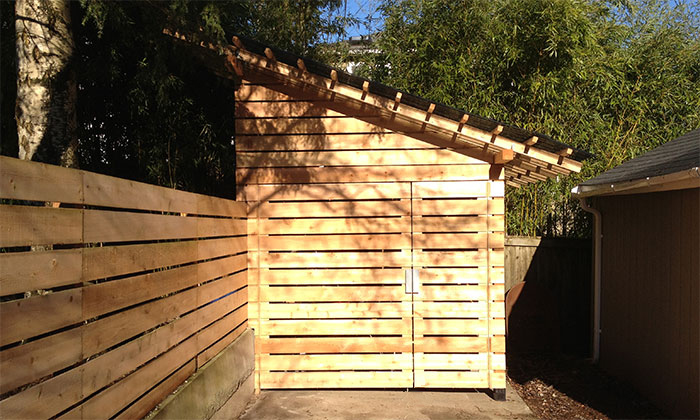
169,32,585,187
572,167,700,198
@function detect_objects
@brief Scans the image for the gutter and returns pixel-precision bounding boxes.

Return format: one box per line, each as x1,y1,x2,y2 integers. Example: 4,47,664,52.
574,167,700,198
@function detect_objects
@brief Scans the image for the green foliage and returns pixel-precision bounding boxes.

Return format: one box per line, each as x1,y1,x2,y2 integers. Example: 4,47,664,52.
366,0,700,237
2,0,351,199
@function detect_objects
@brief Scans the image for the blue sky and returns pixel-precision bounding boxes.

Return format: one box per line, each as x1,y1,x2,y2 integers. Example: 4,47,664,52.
337,0,700,38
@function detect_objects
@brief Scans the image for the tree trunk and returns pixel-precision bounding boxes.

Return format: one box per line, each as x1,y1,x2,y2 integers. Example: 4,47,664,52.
15,0,77,168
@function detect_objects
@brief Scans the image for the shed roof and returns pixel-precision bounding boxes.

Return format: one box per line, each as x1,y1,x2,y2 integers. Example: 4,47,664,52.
573,129,700,197
170,31,591,186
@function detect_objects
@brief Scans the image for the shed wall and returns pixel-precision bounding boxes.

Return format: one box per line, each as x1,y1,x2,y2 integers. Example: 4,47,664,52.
235,83,506,391
596,188,699,418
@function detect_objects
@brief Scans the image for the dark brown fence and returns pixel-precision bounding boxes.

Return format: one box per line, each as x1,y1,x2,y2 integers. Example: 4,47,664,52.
505,236,592,354
0,157,248,419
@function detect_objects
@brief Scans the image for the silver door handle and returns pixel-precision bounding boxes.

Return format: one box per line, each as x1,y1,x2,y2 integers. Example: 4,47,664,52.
405,269,420,294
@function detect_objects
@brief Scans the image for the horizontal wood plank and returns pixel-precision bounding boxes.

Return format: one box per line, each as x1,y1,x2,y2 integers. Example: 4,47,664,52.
412,181,489,199
236,100,374,118
413,199,487,216
260,353,412,371
258,200,410,218
414,336,489,353
0,205,82,247
84,171,244,217
237,149,482,168
0,359,82,419
0,156,83,204
259,217,409,235
76,336,199,420
413,250,489,267
260,302,410,319
260,337,411,353
196,321,248,368
413,233,489,249
261,371,412,389
83,238,241,281
413,216,490,233
416,353,506,370
260,319,410,336
259,251,410,269
0,289,82,346
114,360,196,420
0,328,81,395
251,182,411,201
83,211,245,244
0,249,82,296
255,268,404,285
415,371,490,388
259,234,411,251
238,164,492,184
256,285,405,303
415,301,504,318
236,133,441,151
420,284,505,301
414,319,488,335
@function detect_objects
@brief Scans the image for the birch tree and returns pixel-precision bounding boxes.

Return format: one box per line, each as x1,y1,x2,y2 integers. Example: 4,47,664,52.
15,0,77,167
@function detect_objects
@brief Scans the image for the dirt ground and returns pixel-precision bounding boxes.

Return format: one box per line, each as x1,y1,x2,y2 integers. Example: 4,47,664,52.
507,353,667,420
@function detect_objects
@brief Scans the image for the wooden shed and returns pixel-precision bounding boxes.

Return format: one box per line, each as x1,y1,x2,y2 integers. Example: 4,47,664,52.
179,33,588,397
573,129,699,418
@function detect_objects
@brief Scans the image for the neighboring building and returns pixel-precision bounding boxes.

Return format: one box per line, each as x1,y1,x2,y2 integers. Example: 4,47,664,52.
573,129,700,419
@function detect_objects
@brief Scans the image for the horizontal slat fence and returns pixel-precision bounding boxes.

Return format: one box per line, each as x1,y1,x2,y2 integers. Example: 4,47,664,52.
0,157,247,419
237,83,506,391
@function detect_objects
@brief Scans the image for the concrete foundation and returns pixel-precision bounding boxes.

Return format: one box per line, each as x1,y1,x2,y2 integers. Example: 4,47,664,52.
147,328,255,420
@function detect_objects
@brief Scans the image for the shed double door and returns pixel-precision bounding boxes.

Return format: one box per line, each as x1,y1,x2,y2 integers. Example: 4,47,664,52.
251,180,505,390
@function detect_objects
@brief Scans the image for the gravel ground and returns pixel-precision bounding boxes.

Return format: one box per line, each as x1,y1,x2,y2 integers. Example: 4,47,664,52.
507,353,667,420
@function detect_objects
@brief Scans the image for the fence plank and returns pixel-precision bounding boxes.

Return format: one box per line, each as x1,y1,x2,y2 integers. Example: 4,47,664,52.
0,157,247,418
114,361,196,420
82,255,243,319
0,205,82,247
0,328,81,395
0,156,83,203
0,363,82,419
78,337,199,420
0,249,81,296
0,289,82,346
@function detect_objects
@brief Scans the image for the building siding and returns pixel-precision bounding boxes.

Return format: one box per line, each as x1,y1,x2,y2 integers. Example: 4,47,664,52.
596,188,699,419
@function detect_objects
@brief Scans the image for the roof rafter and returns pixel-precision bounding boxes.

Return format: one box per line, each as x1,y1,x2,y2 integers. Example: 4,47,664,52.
168,31,585,185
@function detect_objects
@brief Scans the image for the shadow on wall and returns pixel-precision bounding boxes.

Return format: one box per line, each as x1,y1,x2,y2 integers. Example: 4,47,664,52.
506,281,561,354
505,237,592,355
